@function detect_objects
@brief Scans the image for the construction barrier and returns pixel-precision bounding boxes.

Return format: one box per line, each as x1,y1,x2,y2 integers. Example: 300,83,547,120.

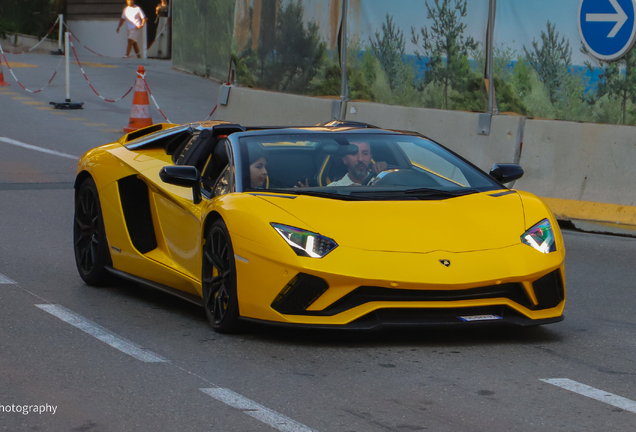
0,60,9,86
0,44,63,93
124,66,153,132
1,36,211,122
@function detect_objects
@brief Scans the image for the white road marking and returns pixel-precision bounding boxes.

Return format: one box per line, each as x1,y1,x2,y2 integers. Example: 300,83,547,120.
0,137,78,160
35,304,167,363
541,378,636,414
201,388,317,432
0,273,17,284
32,303,315,429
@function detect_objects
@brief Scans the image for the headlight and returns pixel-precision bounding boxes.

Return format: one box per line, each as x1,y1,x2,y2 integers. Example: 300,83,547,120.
521,219,556,254
271,223,338,258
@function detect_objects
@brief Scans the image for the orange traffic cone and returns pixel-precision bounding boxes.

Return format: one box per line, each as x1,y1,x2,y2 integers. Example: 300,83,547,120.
124,66,152,132
0,60,10,86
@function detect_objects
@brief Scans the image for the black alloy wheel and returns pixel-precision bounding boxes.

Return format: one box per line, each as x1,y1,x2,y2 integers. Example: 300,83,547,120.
73,177,113,286
202,219,241,333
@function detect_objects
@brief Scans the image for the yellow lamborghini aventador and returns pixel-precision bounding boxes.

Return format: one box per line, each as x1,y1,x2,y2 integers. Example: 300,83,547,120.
73,120,566,333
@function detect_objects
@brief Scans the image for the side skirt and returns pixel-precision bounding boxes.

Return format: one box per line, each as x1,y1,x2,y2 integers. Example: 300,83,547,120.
105,266,204,307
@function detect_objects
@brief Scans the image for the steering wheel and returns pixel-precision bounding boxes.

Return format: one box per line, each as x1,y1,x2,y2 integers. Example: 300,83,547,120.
362,171,377,185
362,165,400,186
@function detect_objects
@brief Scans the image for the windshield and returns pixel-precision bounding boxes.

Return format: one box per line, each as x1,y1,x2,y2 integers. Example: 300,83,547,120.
239,133,502,200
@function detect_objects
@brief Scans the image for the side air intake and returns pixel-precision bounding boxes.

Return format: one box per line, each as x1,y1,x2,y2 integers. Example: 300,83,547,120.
118,175,157,254
532,270,565,309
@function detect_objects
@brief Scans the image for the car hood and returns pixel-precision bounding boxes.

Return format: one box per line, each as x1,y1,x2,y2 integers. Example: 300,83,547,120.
256,191,525,253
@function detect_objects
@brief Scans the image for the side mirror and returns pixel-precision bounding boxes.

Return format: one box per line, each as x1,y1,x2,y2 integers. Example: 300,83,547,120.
489,163,524,184
159,166,202,204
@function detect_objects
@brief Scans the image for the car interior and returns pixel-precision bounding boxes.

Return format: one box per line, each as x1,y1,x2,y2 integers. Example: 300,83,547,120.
128,123,473,195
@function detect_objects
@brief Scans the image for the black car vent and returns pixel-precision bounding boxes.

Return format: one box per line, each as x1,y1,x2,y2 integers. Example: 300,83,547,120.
532,270,565,309
118,175,157,254
318,120,379,129
125,124,163,142
271,273,329,315
294,283,535,317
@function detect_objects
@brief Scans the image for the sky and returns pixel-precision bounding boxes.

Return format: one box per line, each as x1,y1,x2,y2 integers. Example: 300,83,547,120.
495,0,602,65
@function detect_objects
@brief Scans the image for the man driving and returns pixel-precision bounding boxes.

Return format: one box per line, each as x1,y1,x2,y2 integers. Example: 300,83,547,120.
327,141,387,186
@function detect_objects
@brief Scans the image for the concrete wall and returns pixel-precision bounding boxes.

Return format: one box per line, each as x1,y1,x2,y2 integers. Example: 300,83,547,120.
66,20,146,59
67,0,122,20
516,119,636,206
214,86,335,129
215,86,636,232
346,101,521,173
0,34,59,54
215,88,522,172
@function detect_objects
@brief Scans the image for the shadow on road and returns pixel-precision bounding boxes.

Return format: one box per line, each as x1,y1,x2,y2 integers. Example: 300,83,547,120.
95,279,565,348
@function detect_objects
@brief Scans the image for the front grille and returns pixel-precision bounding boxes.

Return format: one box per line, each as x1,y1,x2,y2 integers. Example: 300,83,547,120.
271,273,329,315
311,283,533,316
272,273,564,317
118,175,157,254
532,270,564,309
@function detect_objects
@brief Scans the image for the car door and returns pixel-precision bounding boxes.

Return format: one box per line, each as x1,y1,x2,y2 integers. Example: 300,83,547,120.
141,135,233,288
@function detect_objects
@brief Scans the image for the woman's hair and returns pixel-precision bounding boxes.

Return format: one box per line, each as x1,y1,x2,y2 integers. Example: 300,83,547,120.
248,144,266,165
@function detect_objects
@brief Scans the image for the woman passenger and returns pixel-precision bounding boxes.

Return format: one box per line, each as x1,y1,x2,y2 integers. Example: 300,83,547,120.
248,147,268,189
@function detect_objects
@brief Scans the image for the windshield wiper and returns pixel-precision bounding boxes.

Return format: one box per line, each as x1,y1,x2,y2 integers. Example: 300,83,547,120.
255,188,368,201
290,190,367,201
403,187,481,196
348,188,481,200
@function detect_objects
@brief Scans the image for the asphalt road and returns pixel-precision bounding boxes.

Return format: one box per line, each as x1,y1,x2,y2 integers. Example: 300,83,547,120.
1,53,636,432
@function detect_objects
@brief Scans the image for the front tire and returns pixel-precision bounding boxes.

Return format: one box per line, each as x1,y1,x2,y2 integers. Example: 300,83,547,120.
73,176,113,286
202,219,241,333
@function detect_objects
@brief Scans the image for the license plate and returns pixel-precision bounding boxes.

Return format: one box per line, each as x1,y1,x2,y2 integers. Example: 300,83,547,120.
458,314,502,322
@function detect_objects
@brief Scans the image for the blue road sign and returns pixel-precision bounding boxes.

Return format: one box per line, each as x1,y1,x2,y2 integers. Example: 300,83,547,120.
579,0,636,61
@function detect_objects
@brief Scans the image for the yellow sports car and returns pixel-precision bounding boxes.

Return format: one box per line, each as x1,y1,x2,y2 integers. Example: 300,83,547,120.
73,120,565,333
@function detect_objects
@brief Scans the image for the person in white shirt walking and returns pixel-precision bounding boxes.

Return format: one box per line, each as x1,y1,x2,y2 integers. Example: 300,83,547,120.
116,0,147,58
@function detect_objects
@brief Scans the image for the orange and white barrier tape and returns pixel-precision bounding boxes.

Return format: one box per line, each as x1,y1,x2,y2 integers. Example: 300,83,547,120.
0,44,63,93
2,16,61,55
69,36,134,102
138,71,171,123
63,20,169,59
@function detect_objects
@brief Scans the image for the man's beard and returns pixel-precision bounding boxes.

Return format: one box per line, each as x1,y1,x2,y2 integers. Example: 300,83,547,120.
352,163,367,178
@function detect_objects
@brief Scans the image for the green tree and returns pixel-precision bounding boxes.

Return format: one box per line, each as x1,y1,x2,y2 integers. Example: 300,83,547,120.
369,14,407,91
523,21,572,104
472,43,527,114
310,36,375,101
237,0,326,94
411,0,478,109
0,0,63,38
511,55,533,99
585,49,636,125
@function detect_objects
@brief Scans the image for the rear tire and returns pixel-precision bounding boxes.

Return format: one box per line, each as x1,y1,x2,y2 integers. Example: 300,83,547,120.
73,176,113,286
202,219,242,333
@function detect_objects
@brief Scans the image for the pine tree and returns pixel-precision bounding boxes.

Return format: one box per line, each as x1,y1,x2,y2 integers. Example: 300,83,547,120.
585,50,636,125
237,0,326,94
369,14,406,91
411,0,478,110
524,21,572,104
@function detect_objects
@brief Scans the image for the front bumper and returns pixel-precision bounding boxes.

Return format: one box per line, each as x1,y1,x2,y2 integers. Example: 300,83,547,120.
242,307,564,330
232,236,566,327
